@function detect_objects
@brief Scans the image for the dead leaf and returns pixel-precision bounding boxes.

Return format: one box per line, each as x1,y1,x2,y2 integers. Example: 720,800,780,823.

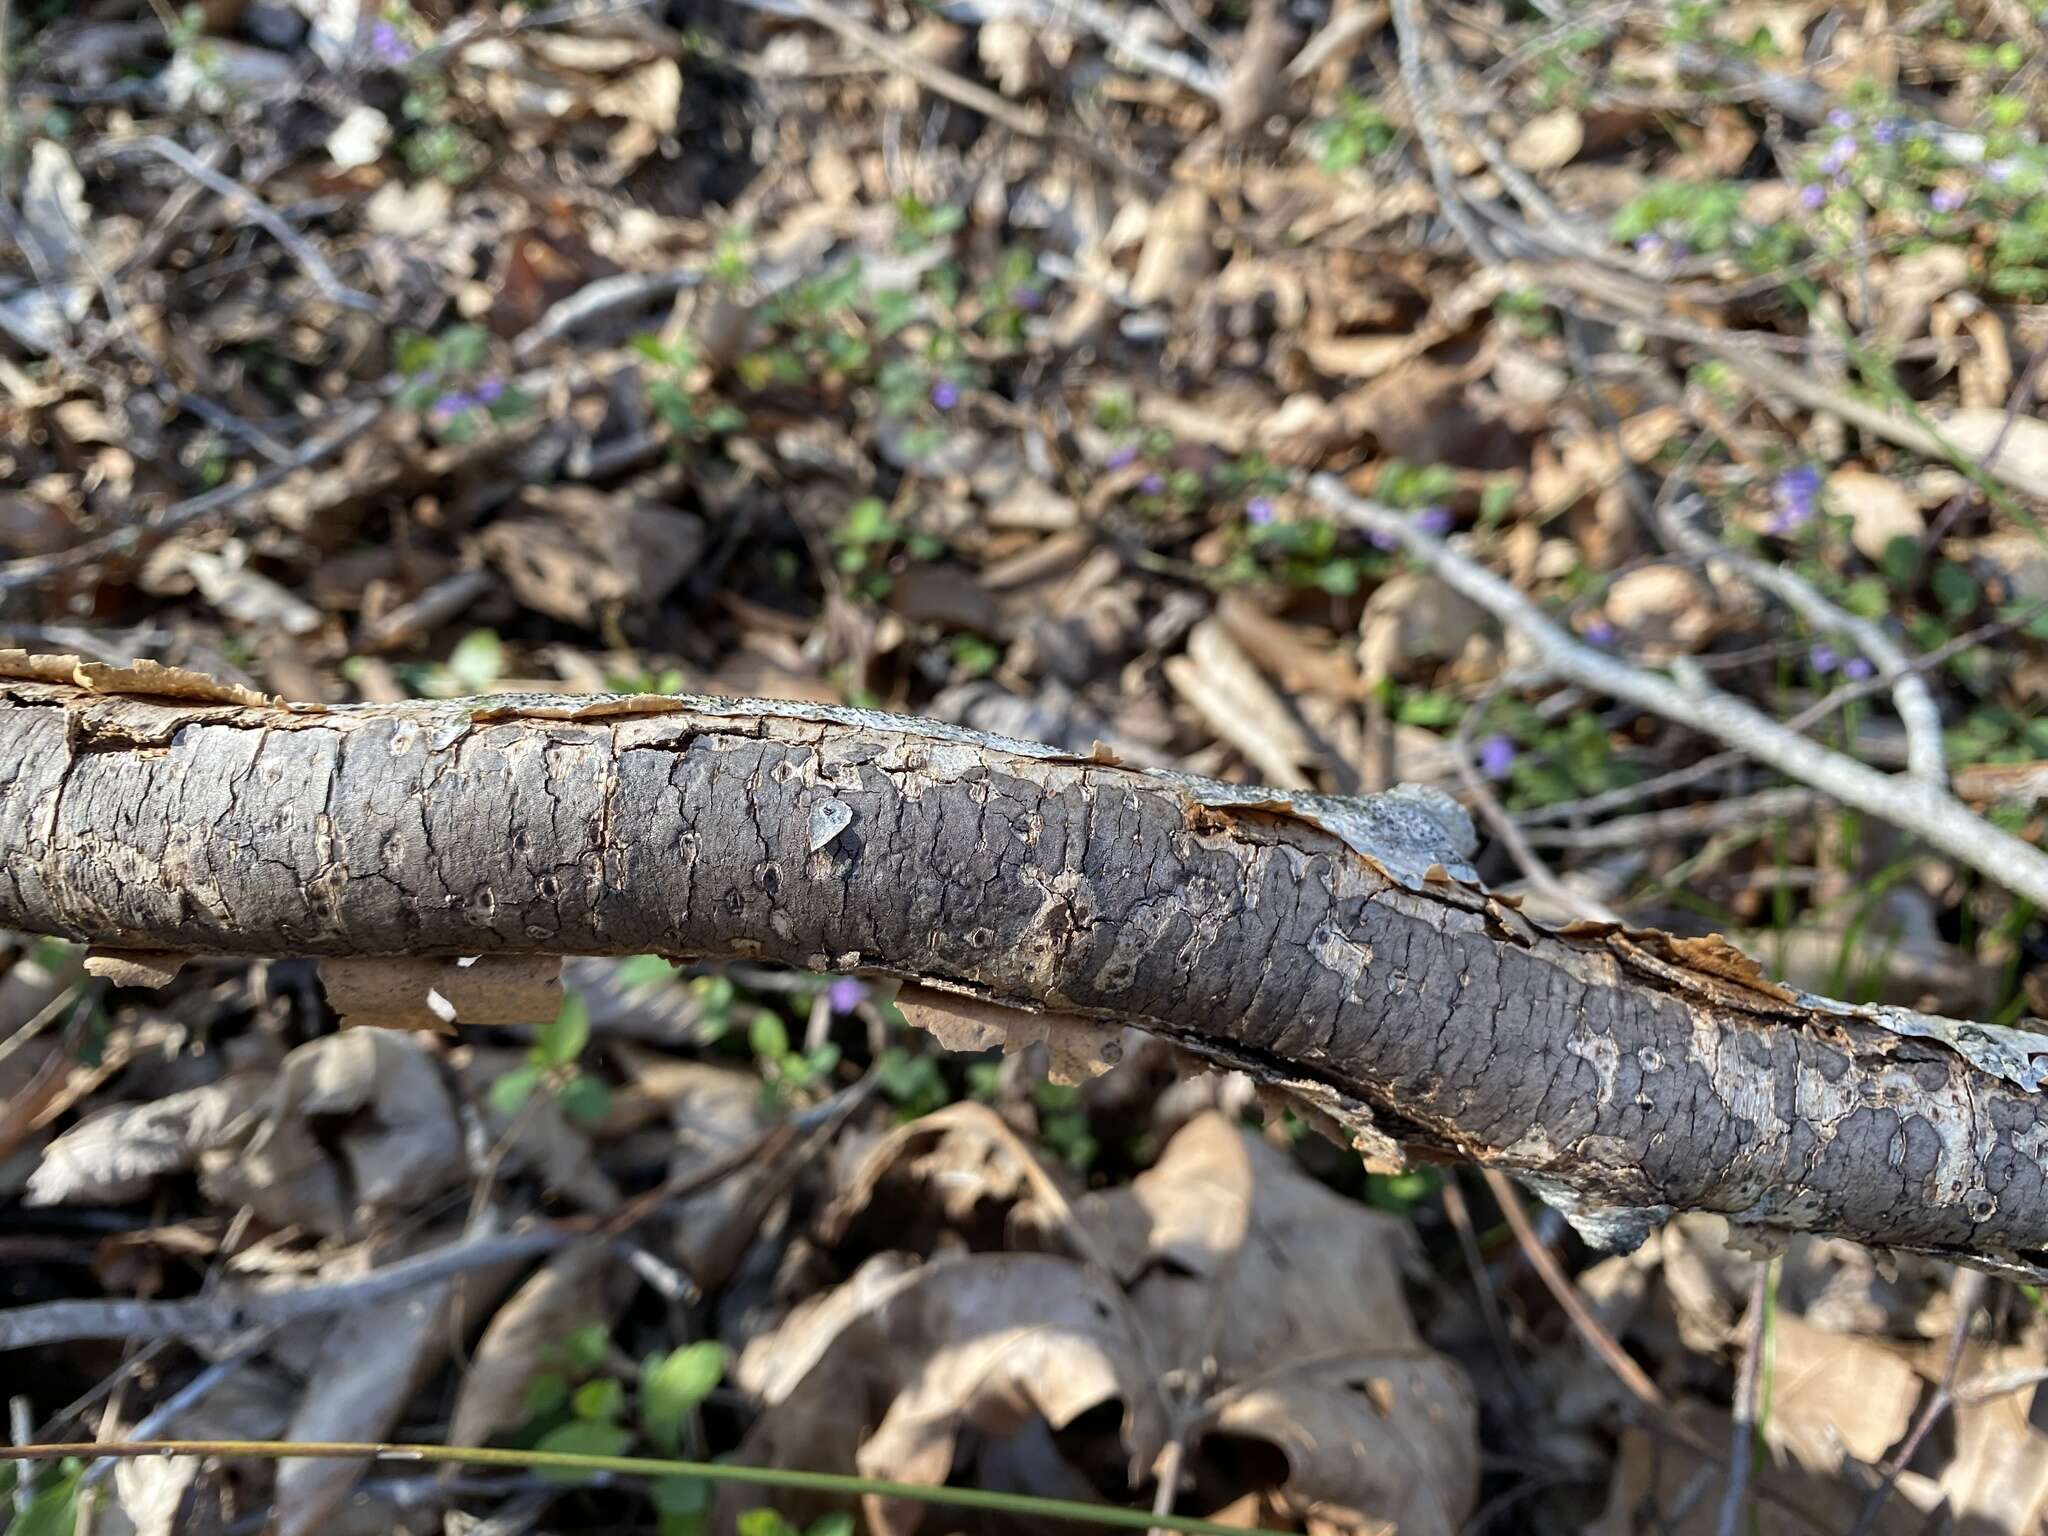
1165,618,1316,789
451,1045,621,1209
257,1027,465,1212
1204,1352,1479,1536
1828,468,1924,564
1602,564,1718,651
1129,186,1217,307
1076,1114,1424,1375
1874,245,1970,342
1763,1314,1919,1474
1216,589,1367,701
1358,572,1489,687
479,486,705,627
628,1052,785,1290
1508,108,1584,171
734,1251,924,1405
1942,1343,2048,1533
27,1075,268,1206
719,1254,1167,1536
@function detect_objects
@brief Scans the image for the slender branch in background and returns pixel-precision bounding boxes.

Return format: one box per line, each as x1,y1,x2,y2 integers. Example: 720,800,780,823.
0,1228,574,1351
1388,0,1501,264
1715,1264,1771,1536
0,400,384,595
1306,474,2048,911
1844,1269,1988,1536
1658,494,1948,785
86,137,378,312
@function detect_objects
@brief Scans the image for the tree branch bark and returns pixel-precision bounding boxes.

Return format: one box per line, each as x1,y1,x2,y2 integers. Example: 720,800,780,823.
3,655,2047,1275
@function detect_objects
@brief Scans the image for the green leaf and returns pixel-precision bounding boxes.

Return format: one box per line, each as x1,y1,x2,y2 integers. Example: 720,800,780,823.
617,954,679,991
537,992,590,1068
748,1011,789,1061
439,323,490,374
488,1064,542,1118
808,1516,855,1536
525,1371,570,1419
641,1341,730,1453
562,1323,611,1372
533,1419,634,1482
396,332,440,375
573,1377,625,1423
557,1072,611,1126
11,1464,83,1536
1931,561,1982,617
445,629,504,694
653,1473,711,1524
738,1509,802,1536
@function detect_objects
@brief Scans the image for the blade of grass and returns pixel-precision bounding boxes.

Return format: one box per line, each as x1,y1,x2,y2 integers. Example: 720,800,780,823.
0,1440,1285,1536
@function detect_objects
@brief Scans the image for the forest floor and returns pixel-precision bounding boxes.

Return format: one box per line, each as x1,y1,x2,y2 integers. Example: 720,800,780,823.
4,1,2048,1534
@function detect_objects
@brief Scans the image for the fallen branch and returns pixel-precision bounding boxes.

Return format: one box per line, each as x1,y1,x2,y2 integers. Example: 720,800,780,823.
1305,475,2048,912
4,652,2048,1275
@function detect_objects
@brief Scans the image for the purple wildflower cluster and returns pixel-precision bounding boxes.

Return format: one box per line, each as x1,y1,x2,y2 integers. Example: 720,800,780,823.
370,20,413,66
1809,644,1875,682
431,376,503,418
1769,464,1822,535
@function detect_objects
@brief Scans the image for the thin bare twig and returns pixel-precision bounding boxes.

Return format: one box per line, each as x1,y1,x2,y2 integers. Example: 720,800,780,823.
1481,1167,1666,1408
87,137,378,312
1306,473,2048,911
0,399,384,595
1388,0,1501,264
1844,1269,1988,1536
0,1228,574,1352
1715,1265,1770,1536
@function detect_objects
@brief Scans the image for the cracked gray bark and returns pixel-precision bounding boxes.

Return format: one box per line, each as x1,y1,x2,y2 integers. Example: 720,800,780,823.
3,659,2047,1276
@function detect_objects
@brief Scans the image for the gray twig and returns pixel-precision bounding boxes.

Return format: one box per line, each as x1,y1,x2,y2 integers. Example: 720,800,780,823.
1306,473,2048,911
0,1229,573,1351
94,136,378,313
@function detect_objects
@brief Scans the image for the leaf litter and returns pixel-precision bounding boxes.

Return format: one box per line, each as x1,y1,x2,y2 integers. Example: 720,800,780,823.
3,0,2048,1533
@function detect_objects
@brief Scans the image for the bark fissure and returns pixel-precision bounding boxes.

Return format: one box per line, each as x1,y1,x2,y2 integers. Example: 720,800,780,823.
2,668,2047,1272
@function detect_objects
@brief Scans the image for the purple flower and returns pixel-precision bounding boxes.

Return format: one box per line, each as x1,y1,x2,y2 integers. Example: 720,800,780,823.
1634,233,1668,258
1799,183,1827,210
930,379,960,411
1584,618,1616,647
1828,107,1854,129
827,977,864,1014
1809,643,1839,674
370,20,413,65
1988,158,2020,185
1843,656,1875,681
1368,528,1400,551
1139,472,1166,495
1770,464,1822,533
1245,496,1276,525
1821,135,1857,176
1105,444,1138,470
1931,186,1965,214
472,375,504,404
431,390,474,417
1414,506,1453,538
1011,285,1044,311
1873,118,1903,145
1477,735,1516,779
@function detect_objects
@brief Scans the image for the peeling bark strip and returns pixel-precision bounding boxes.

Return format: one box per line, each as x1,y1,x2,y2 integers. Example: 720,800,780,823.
3,654,2048,1274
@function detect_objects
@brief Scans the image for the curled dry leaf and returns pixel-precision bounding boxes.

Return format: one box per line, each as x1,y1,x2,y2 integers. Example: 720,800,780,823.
1077,1113,1424,1374
734,1249,924,1404
1828,468,1924,564
1506,107,1585,172
1204,1351,1479,1536
1358,572,1489,687
258,1026,465,1211
718,1253,1167,1536
27,1074,268,1206
1163,617,1317,790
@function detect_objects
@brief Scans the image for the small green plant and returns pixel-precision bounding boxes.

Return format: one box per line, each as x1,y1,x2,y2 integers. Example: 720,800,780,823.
1033,1081,1098,1171
739,1511,855,1536
1313,91,1396,173
418,628,505,698
831,496,944,600
747,1008,840,1103
634,335,746,450
394,325,529,441
894,193,965,251
490,992,611,1125
875,1045,951,1120
1,1458,83,1536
